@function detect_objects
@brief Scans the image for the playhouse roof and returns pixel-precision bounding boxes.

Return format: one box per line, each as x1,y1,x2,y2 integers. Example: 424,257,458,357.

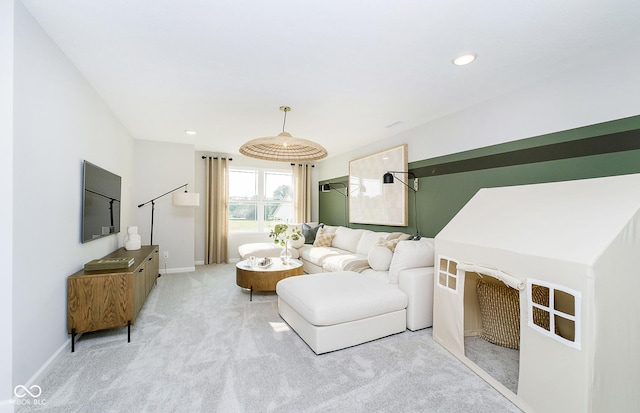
436,174,640,266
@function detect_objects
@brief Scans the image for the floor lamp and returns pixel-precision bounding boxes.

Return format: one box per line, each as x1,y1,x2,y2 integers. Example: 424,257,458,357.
137,183,200,245
383,171,421,240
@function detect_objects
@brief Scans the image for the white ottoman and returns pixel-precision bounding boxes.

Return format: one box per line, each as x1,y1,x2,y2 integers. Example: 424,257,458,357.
238,243,300,259
276,272,408,354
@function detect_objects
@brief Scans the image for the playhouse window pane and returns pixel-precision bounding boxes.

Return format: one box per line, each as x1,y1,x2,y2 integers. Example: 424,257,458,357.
555,315,575,342
449,276,457,290
439,272,447,286
531,284,549,306
440,258,448,271
532,307,550,331
554,289,575,316
450,261,457,274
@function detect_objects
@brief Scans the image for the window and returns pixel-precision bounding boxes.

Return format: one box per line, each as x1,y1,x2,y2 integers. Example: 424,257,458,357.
438,256,459,292
228,168,294,232
527,279,581,349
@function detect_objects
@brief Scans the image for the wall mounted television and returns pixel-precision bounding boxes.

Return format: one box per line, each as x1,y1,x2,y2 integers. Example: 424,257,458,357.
82,160,122,243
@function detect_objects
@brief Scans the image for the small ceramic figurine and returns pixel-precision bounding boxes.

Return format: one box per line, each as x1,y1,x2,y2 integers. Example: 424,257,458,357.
125,226,142,250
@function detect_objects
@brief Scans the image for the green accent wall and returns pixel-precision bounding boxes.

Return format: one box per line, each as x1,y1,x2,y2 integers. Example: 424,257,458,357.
320,115,640,237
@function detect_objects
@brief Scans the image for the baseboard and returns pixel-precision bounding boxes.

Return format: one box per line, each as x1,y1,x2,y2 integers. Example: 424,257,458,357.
194,260,204,266
23,338,70,389
159,266,195,274
0,399,15,413
7,338,70,410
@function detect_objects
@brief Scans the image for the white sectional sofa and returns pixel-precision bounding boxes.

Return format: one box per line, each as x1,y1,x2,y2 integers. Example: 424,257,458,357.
237,224,436,352
276,225,436,353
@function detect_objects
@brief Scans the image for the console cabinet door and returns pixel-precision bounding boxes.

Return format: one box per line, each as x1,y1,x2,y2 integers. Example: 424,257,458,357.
67,273,133,333
133,261,147,320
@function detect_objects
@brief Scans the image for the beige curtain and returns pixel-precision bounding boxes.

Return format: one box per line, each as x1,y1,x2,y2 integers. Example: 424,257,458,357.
293,163,313,223
205,157,229,264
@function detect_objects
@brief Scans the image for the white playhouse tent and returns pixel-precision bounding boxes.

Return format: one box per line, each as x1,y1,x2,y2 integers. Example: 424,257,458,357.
433,174,640,413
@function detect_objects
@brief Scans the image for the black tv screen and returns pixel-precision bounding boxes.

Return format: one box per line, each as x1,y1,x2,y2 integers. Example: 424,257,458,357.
82,161,122,243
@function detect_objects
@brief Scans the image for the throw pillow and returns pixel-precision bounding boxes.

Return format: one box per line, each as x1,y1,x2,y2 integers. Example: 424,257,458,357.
377,238,403,252
313,231,335,247
368,246,393,271
302,223,323,244
386,232,411,241
476,280,520,350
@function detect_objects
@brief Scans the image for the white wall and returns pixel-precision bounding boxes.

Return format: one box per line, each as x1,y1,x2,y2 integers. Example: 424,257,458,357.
12,0,135,387
134,140,196,272
316,49,640,182
1,1,14,411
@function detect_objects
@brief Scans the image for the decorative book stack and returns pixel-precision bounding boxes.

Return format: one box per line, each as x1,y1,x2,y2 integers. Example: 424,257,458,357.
84,257,135,271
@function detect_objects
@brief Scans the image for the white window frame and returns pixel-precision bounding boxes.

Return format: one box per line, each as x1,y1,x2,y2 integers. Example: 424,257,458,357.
228,167,294,233
527,278,582,350
437,255,459,293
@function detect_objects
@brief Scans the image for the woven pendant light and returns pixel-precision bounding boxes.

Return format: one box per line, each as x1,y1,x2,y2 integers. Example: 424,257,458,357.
239,106,328,162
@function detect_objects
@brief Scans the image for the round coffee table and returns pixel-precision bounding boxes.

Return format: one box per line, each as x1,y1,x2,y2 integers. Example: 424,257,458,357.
236,258,304,301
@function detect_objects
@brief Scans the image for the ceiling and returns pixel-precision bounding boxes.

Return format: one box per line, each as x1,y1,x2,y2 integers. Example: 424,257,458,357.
20,0,640,160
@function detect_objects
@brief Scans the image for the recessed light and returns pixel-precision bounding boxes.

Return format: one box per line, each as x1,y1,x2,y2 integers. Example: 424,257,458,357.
452,54,477,66
184,130,197,135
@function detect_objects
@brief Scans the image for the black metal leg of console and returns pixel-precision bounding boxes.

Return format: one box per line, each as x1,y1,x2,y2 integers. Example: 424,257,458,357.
127,320,131,343
71,328,76,353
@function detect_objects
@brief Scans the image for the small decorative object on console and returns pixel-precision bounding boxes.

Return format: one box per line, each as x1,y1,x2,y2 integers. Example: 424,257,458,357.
125,226,142,251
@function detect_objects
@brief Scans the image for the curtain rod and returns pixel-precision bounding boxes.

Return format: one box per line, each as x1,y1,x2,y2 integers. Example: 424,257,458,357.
290,163,315,167
201,156,233,160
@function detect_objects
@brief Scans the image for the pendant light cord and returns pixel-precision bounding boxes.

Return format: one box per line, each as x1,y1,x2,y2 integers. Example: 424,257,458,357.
282,109,287,133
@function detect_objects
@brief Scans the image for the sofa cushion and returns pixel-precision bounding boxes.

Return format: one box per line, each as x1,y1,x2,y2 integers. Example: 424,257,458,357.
322,253,369,272
355,231,389,255
276,272,408,326
331,227,364,253
299,245,344,267
368,246,393,271
302,223,323,244
388,238,435,284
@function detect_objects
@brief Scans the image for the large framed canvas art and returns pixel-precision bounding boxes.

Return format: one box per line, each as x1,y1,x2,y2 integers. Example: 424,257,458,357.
349,144,408,226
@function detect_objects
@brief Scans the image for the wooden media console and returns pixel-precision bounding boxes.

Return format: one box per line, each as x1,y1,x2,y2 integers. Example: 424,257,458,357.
67,245,159,351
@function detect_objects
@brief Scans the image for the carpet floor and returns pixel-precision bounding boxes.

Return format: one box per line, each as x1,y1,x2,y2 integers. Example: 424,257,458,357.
17,264,521,413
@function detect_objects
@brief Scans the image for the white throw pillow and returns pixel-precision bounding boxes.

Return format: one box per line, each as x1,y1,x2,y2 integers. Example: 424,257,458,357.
331,227,364,253
388,238,436,284
367,246,393,271
355,231,389,255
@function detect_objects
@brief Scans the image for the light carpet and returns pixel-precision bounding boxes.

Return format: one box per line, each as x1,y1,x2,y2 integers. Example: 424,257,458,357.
18,264,521,413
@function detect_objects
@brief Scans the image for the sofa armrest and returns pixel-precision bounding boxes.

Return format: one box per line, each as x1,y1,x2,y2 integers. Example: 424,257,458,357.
398,267,434,331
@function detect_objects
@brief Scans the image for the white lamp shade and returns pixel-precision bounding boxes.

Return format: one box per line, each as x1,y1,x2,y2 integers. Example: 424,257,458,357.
172,192,200,206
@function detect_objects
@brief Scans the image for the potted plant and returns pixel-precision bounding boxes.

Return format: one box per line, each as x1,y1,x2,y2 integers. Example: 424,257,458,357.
269,224,302,264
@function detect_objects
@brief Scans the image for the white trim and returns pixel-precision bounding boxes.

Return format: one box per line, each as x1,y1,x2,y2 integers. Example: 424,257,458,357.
160,266,196,274
0,399,15,413
12,337,70,404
